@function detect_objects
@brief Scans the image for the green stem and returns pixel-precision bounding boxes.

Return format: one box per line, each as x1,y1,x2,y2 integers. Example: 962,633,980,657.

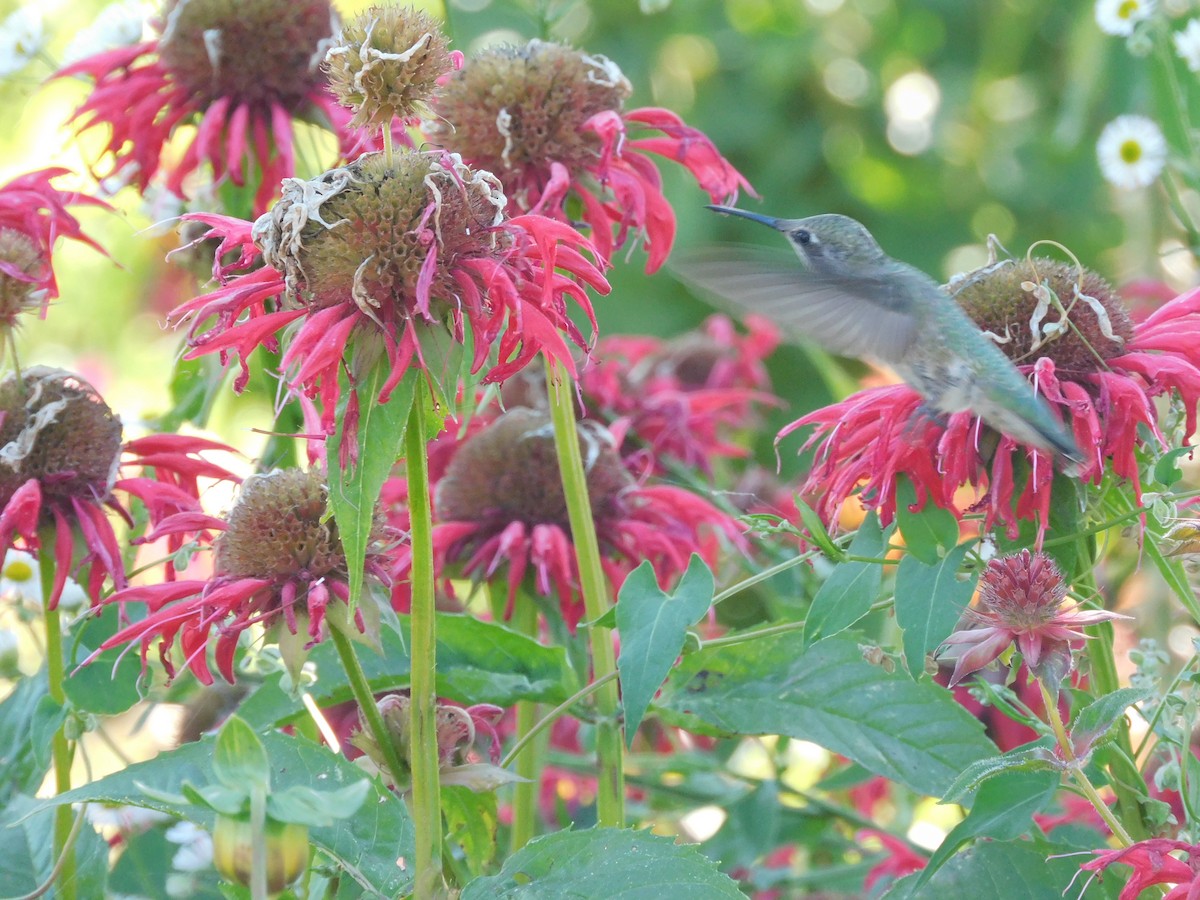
1074,532,1150,842
544,357,624,828
509,596,543,853
406,384,443,897
700,620,806,650
501,671,619,770
329,625,408,788
711,554,813,606
41,537,76,900
383,126,394,168
1039,682,1135,847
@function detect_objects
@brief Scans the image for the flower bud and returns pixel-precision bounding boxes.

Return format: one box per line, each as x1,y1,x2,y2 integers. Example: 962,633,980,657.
212,814,309,893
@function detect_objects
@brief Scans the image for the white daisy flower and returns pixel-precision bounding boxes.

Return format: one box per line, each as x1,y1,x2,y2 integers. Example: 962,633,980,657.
1095,0,1156,37
0,8,45,77
1097,115,1168,189
1174,19,1200,72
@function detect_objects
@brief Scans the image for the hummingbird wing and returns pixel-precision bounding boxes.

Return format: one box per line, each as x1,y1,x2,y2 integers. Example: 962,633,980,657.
674,251,920,365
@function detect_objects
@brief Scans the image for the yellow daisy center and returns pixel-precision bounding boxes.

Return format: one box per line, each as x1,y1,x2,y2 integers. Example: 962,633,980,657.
1119,138,1144,164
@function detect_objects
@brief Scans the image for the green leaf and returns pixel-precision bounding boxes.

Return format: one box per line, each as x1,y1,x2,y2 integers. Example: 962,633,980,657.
328,365,415,610
212,715,270,793
1144,536,1200,626
237,614,578,729
443,785,499,879
895,477,960,565
1070,687,1150,756
0,672,63,805
656,632,995,797
1153,445,1195,487
915,770,1059,890
616,555,714,745
268,781,371,827
64,604,142,716
886,838,1122,899
942,744,1059,803
803,513,886,646
794,497,844,562
701,779,781,872
31,731,415,898
0,794,111,898
894,544,978,678
460,828,744,898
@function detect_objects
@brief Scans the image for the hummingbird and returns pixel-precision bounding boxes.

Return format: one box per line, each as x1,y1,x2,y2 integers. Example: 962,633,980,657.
692,206,1080,462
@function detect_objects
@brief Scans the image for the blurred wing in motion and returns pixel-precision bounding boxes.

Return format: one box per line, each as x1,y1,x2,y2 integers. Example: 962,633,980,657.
674,249,920,366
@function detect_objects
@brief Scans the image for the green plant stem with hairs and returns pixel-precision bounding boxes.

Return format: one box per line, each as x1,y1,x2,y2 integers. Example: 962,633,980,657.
405,382,443,896
1074,528,1152,842
544,356,625,828
508,593,546,853
1039,680,1135,847
42,530,76,900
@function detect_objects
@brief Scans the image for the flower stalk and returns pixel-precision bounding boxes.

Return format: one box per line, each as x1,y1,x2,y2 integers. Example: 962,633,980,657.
41,533,76,900
1038,680,1135,847
509,593,543,852
544,356,625,827
405,382,443,896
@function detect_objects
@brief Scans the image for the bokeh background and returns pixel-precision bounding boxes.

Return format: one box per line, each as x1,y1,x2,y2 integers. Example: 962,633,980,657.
0,0,1187,471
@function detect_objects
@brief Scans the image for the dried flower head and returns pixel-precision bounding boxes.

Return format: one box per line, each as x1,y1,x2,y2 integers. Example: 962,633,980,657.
96,467,392,684
174,150,607,460
58,0,380,212
412,407,743,629
0,366,236,609
350,693,504,790
940,550,1125,690
788,264,1200,540
324,5,458,131
427,39,751,271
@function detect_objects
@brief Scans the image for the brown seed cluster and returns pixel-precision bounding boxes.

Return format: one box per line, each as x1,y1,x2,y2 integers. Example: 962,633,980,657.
427,40,632,180
158,0,335,108
0,366,123,509
435,408,633,532
952,258,1134,375
324,5,454,130
215,468,346,580
256,152,505,323
0,230,47,328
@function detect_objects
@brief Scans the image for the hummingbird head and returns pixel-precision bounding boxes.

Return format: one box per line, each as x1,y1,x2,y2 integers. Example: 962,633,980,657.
707,206,887,274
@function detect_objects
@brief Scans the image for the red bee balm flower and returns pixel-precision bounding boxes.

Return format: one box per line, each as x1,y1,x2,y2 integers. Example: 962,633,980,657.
787,260,1200,538
172,149,608,462
426,40,752,272
0,168,108,326
1077,838,1200,899
579,314,781,474
940,550,1125,690
409,407,743,630
57,0,380,212
0,366,236,609
97,468,393,685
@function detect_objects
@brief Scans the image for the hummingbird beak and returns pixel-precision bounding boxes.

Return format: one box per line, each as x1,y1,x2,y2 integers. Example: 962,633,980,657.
706,205,784,230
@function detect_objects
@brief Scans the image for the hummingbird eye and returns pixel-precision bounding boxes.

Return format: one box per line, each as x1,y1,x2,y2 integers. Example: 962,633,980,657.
793,229,813,245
